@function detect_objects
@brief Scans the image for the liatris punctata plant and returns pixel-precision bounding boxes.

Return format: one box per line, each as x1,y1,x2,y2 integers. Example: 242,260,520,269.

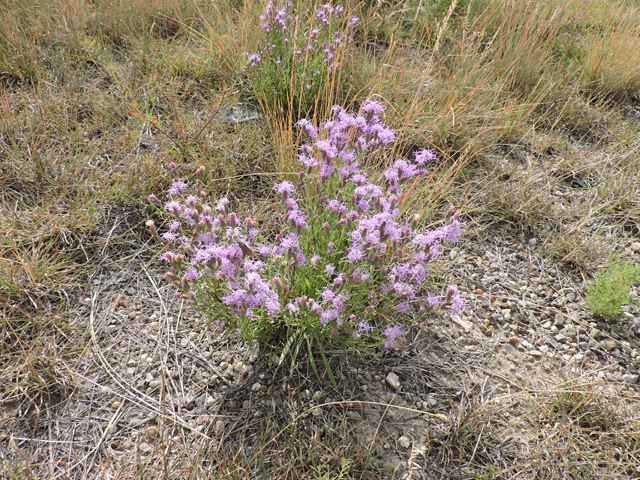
150,99,465,381
247,1,358,117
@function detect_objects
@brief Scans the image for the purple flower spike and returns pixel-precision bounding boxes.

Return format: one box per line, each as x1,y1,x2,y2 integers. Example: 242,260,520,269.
413,148,437,165
361,99,386,118
274,180,297,198
168,180,188,197
297,119,318,139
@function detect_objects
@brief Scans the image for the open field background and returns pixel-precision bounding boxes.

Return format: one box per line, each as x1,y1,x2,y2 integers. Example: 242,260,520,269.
1,0,640,478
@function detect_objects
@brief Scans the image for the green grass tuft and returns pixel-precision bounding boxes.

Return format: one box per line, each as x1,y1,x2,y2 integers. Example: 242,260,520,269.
586,262,640,320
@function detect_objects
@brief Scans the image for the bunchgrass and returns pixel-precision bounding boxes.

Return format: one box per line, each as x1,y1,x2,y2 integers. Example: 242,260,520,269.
586,262,640,320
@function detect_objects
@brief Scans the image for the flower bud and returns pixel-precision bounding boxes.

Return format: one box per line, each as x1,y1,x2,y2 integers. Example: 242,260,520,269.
149,194,161,205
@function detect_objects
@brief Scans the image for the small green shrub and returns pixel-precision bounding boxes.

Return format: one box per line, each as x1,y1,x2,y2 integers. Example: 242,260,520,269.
585,262,640,320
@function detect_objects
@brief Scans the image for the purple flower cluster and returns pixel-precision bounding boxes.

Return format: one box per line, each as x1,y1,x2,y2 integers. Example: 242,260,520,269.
154,99,465,351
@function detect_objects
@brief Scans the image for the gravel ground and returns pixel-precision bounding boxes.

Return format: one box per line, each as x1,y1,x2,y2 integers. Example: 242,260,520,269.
2,219,639,479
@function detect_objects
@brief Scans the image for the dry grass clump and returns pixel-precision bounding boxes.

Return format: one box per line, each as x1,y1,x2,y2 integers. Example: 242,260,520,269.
449,370,640,479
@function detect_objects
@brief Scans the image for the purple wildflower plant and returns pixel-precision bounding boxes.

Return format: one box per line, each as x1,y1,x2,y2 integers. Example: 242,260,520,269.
247,0,358,116
152,99,466,356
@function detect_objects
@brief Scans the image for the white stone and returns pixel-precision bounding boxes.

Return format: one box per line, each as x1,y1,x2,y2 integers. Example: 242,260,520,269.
398,435,411,449
386,372,401,391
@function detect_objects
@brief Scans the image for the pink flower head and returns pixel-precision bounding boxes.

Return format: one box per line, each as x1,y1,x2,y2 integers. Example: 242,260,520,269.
296,119,318,139
413,148,437,165
273,180,297,199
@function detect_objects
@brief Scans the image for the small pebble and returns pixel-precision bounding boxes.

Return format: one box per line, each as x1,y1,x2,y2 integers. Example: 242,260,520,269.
600,340,616,352
386,372,401,391
398,435,411,449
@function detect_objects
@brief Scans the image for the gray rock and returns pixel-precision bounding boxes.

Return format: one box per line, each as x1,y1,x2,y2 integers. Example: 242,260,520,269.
425,394,438,407
554,314,565,327
251,382,261,392
346,411,362,420
215,420,225,433
398,435,411,449
623,374,639,384
386,372,401,391
600,340,616,352
606,372,619,382
139,442,154,455
218,103,262,124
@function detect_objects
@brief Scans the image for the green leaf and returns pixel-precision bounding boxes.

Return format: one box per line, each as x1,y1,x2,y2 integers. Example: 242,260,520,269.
307,337,320,382
289,332,304,375
275,329,301,376
316,335,339,391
